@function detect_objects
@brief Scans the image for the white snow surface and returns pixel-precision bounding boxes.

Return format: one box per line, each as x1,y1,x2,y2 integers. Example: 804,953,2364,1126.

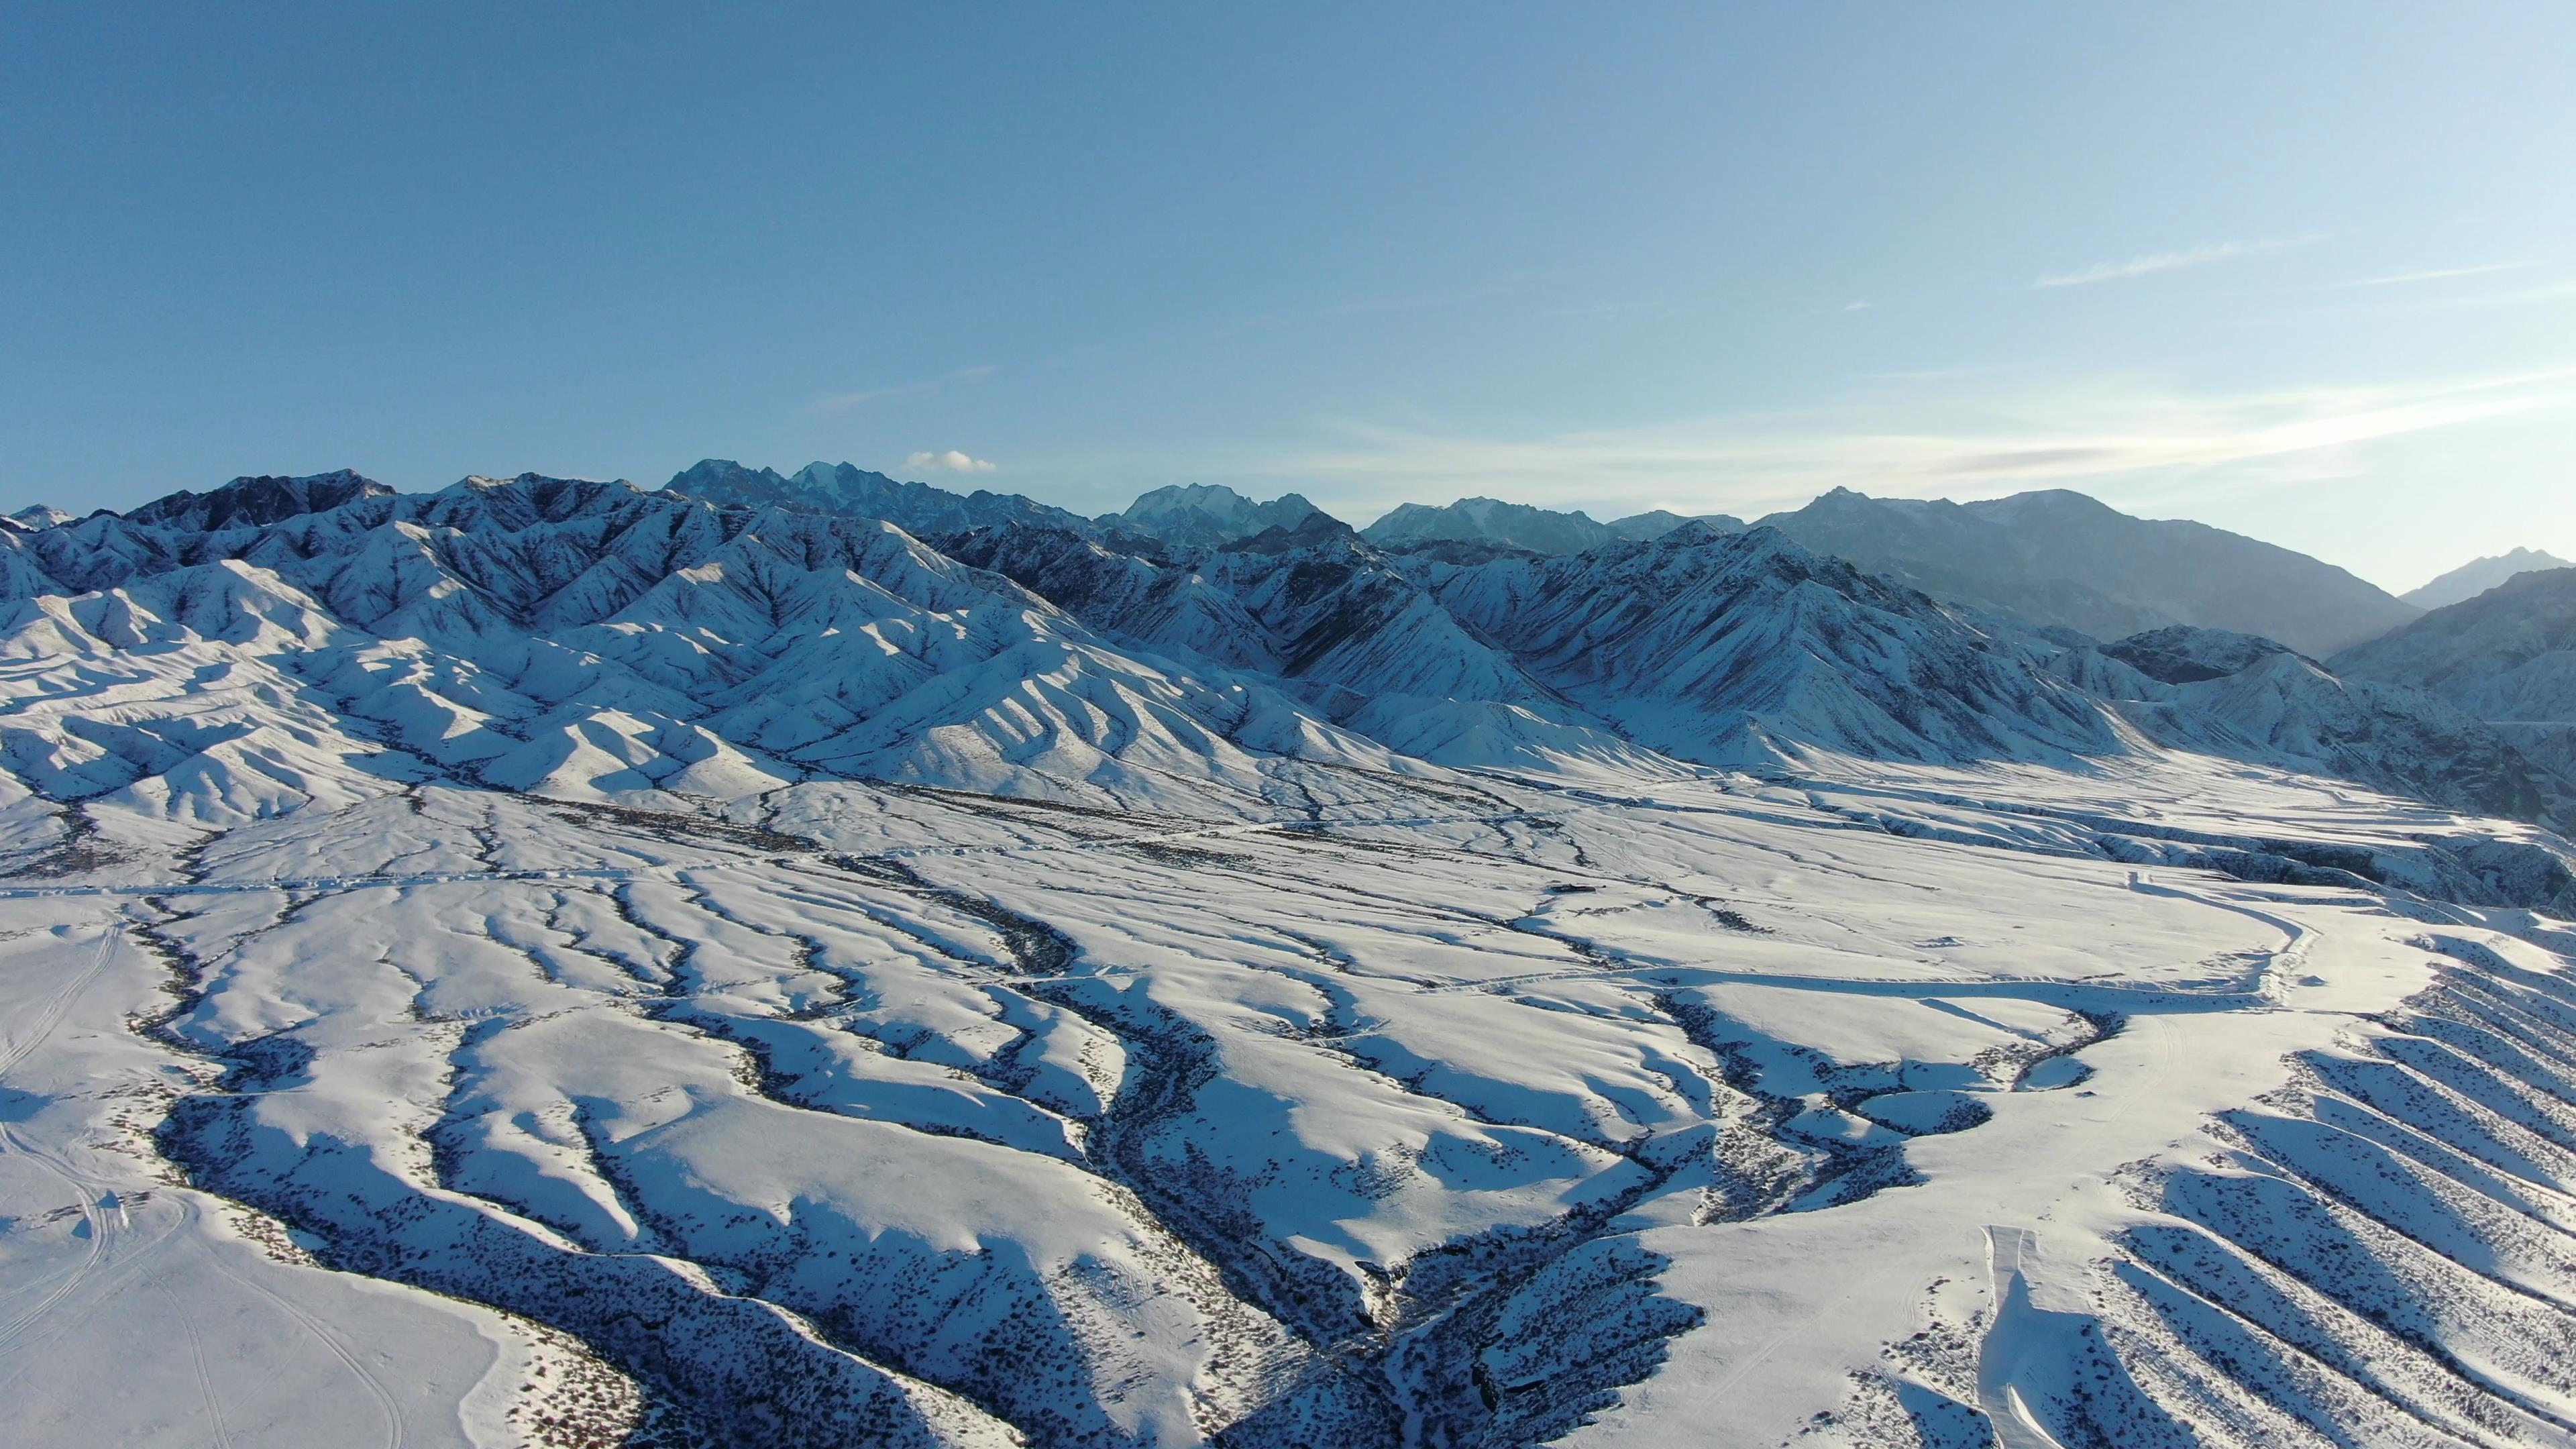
7,472,2576,1447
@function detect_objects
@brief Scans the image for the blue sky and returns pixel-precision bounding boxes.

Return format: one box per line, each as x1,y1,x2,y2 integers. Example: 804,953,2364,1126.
4,3,2571,591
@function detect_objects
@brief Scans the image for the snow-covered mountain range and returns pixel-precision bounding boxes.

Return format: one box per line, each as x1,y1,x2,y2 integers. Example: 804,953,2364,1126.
6,462,2576,1449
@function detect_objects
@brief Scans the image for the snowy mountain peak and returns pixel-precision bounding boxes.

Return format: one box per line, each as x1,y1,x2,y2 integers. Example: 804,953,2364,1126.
1102,483,1326,546
6,504,76,532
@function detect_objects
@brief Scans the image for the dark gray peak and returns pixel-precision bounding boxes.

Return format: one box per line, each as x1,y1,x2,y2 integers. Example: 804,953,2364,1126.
7,505,76,533
123,468,392,532
1426,524,2122,765
1105,483,1327,547
1360,496,1615,555
1755,486,2419,656
1605,508,1747,542
2103,625,2303,685
663,458,1099,539
2403,547,2576,609
666,457,791,498
1218,512,1364,555
2332,566,2576,724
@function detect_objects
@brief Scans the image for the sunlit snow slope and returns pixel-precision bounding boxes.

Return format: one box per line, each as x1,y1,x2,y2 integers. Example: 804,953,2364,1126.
5,472,2576,1449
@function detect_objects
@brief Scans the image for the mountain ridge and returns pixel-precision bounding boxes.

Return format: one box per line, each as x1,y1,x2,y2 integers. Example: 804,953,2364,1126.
2403,545,2576,609
1754,486,2420,656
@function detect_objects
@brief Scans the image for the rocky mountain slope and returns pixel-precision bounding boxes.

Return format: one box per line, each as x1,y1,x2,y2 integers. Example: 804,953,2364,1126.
1756,486,2422,655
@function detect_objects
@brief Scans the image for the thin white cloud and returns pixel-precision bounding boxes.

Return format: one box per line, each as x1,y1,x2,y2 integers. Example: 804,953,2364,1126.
1843,299,1872,312
816,364,998,412
2035,236,2312,289
2342,261,2528,287
1260,366,2576,523
905,449,997,474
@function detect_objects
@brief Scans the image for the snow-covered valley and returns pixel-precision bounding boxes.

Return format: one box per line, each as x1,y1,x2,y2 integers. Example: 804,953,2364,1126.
5,471,2576,1448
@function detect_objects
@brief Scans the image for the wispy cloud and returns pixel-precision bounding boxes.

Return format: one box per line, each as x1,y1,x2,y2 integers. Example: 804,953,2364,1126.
2035,236,2313,289
816,364,998,412
1258,366,2576,523
1843,299,1873,313
904,449,996,474
2341,261,2529,287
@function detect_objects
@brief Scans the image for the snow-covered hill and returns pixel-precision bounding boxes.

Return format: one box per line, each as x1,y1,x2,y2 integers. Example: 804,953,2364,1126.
7,466,2576,1449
